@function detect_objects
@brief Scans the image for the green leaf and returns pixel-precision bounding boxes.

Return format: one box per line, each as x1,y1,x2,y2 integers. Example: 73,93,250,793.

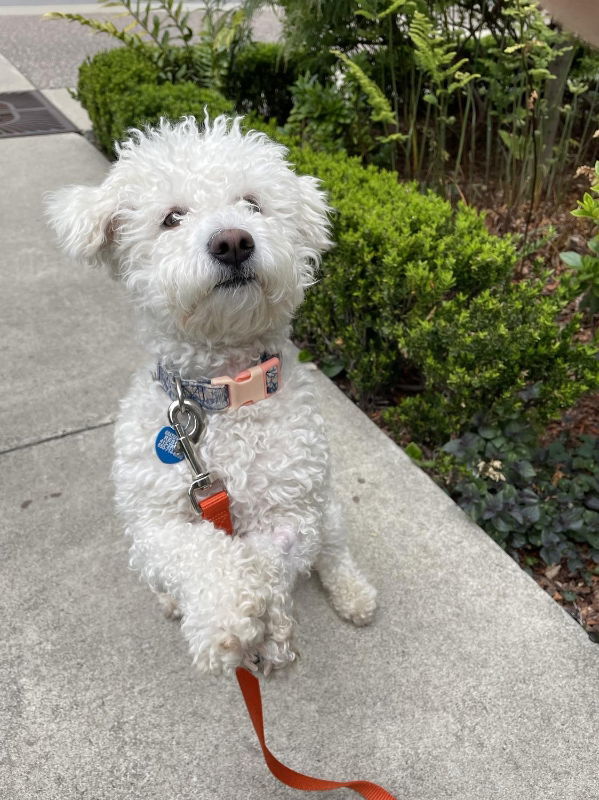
498,130,526,160
321,361,344,378
378,132,408,144
354,9,377,20
479,426,500,440
378,0,411,19
529,68,552,80
405,442,424,461
522,505,541,524
493,515,512,533
560,251,583,268
442,438,463,456
516,460,536,479
297,349,314,363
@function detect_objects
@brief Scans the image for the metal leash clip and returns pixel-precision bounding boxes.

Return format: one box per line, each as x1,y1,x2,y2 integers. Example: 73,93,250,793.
168,376,215,514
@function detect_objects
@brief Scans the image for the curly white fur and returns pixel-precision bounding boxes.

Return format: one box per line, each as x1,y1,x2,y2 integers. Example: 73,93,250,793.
47,116,377,677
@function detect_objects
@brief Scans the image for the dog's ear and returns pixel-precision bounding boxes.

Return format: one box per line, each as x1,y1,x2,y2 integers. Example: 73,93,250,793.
296,175,333,254
46,183,119,273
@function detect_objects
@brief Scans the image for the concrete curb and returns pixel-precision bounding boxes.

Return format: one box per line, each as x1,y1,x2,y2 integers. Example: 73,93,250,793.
41,87,92,132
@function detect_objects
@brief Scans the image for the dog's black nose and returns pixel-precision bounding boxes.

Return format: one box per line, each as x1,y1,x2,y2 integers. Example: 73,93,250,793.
208,228,255,268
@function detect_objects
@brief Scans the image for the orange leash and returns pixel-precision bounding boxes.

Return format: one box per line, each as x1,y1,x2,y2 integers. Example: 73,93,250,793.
236,668,398,799
197,489,234,535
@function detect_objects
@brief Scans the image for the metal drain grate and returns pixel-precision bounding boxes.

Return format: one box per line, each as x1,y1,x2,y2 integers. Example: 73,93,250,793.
0,91,78,139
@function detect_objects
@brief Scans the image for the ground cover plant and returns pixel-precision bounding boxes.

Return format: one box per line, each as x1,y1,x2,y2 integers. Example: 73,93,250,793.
404,167,599,634
64,0,599,635
440,416,599,568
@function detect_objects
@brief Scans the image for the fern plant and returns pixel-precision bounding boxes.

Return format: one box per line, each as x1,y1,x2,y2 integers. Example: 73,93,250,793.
46,0,250,87
325,7,477,186
330,48,406,155
408,10,479,187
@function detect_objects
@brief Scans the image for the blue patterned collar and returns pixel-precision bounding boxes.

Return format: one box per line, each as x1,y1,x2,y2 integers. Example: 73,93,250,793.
154,353,282,411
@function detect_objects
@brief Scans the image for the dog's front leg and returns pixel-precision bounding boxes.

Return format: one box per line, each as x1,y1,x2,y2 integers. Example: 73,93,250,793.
129,517,274,676
236,533,298,676
315,499,378,627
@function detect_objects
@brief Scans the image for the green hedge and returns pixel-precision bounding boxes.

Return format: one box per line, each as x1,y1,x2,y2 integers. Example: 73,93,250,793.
78,48,232,155
287,148,597,443
384,282,598,442
78,48,159,155
288,148,516,387
77,44,295,156
111,82,233,146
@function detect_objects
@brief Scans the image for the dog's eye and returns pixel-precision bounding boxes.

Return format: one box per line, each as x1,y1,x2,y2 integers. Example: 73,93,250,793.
162,209,187,229
243,196,261,213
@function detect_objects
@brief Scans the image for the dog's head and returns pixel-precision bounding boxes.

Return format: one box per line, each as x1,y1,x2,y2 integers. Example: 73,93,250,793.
47,116,331,345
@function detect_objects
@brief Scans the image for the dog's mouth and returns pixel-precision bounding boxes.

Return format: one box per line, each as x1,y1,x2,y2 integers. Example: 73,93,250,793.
214,272,256,291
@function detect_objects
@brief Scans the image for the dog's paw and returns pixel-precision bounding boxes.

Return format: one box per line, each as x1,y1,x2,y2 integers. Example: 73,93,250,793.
244,636,298,678
185,587,269,676
327,570,377,627
192,616,266,676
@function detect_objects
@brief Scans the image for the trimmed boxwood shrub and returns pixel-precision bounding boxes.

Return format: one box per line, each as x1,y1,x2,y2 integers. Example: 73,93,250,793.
288,148,517,394
111,82,233,147
78,48,159,154
77,44,295,156
383,282,599,443
77,48,232,155
288,147,598,443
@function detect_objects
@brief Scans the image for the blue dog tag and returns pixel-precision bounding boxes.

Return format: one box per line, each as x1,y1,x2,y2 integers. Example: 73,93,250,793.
155,426,184,464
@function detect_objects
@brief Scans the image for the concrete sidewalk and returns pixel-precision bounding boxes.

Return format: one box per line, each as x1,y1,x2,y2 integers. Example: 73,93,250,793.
1,55,599,800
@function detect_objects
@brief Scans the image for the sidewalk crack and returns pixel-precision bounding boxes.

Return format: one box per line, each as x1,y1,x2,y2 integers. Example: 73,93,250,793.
0,418,115,457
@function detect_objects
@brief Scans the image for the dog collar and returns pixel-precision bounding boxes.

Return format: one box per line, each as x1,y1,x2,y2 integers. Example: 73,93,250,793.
154,353,282,411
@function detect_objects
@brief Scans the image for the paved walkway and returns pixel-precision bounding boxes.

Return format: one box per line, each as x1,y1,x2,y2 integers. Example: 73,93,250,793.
1,27,599,800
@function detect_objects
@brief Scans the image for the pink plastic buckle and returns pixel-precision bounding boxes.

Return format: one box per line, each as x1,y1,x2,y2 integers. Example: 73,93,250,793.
211,357,280,411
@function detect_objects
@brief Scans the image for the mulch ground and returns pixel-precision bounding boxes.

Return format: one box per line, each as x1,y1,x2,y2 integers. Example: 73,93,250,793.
515,546,599,641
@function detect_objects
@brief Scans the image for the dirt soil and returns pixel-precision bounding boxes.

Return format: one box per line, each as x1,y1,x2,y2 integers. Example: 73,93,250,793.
480,170,591,279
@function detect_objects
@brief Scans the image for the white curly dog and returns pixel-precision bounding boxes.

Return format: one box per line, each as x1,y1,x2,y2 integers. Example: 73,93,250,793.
48,116,377,677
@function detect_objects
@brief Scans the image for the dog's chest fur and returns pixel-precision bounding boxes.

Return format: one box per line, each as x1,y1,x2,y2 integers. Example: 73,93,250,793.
113,346,330,562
